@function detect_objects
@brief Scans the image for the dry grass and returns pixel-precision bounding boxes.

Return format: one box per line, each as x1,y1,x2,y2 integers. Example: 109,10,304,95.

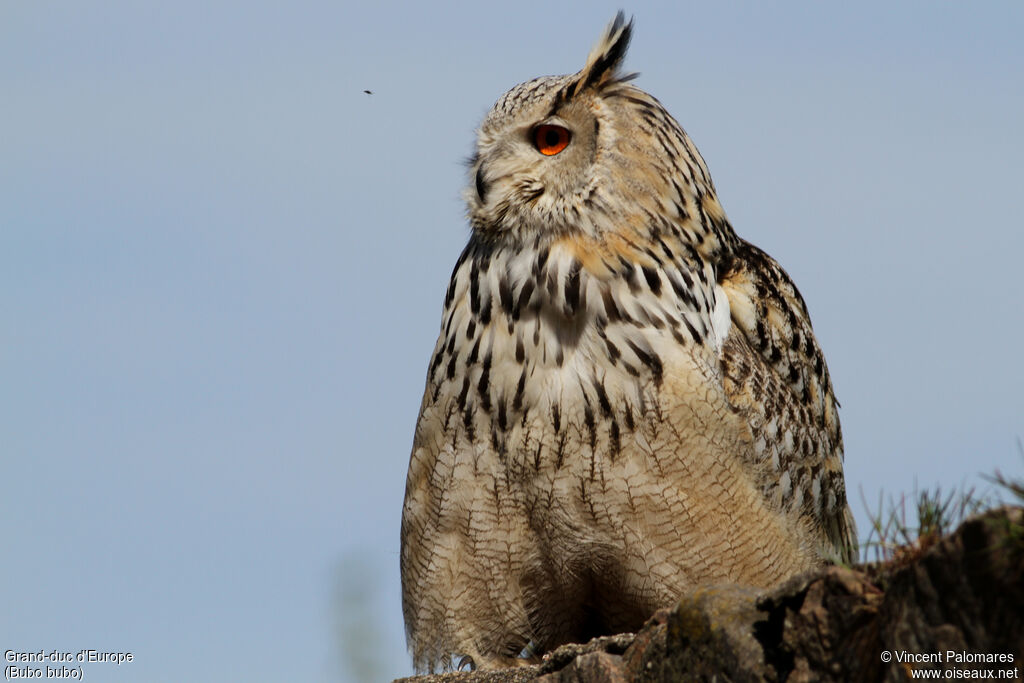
859,440,1024,565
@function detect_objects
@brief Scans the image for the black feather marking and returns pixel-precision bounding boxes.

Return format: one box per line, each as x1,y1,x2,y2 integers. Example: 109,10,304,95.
475,165,488,202
534,246,550,276
627,265,642,295
551,404,561,433
583,402,597,451
679,267,694,290
478,355,492,411
457,375,470,413
497,400,508,432
547,86,570,116
444,277,457,309
524,186,545,202
668,271,688,302
620,93,655,109
627,340,663,385
755,319,769,351
429,349,444,383
642,266,661,295
555,434,566,470
670,325,685,346
682,317,701,343
498,276,513,315
445,246,471,308
786,301,800,328
601,288,621,323
545,262,559,301
595,381,612,417
604,338,621,364
514,278,534,320
462,404,476,443
564,259,582,315
443,308,457,341
479,295,492,326
470,261,481,315
512,369,527,412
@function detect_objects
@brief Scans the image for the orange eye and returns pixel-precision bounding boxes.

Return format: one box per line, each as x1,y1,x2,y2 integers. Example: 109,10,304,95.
534,124,571,156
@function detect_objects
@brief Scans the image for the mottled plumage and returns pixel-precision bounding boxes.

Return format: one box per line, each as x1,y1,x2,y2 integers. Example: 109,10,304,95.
401,14,855,673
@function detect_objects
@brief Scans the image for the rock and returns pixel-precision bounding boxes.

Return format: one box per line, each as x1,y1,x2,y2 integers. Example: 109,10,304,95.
394,669,539,683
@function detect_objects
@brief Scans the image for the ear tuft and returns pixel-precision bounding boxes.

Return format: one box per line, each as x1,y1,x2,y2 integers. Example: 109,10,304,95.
572,11,634,95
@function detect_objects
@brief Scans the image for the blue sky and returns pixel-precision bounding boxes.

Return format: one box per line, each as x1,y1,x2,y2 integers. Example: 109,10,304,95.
2,2,1022,681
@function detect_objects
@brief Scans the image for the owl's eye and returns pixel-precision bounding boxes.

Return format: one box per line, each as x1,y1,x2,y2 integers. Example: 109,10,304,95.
533,125,571,156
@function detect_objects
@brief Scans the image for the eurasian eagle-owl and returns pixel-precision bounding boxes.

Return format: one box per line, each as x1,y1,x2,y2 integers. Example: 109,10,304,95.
400,13,855,673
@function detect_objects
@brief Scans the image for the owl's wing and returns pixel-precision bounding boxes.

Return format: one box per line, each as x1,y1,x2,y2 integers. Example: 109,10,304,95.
717,239,856,564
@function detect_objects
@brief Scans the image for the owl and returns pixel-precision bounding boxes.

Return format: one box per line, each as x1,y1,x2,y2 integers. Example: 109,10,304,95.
400,13,855,673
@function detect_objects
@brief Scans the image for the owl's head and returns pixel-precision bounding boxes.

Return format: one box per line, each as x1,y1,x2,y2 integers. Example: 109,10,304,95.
466,13,723,250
